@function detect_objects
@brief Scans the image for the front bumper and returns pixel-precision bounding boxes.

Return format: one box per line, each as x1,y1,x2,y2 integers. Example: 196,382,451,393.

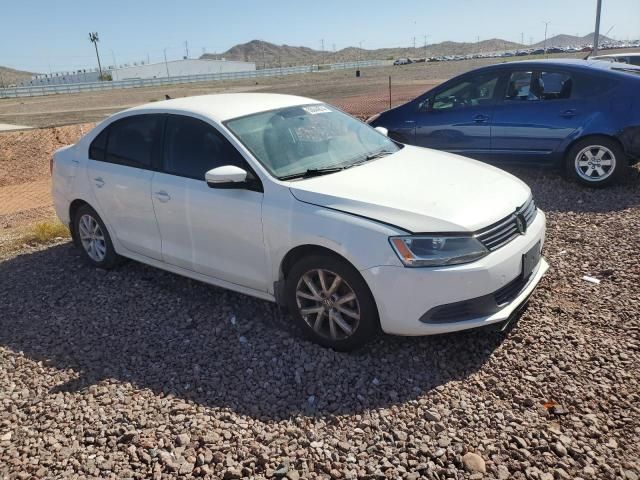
361,210,548,336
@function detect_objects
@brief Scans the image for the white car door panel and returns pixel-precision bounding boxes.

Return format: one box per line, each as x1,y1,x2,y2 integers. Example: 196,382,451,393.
87,162,161,259
151,174,267,290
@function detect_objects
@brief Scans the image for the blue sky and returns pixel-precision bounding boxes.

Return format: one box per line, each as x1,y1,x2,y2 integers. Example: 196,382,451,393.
1,0,638,72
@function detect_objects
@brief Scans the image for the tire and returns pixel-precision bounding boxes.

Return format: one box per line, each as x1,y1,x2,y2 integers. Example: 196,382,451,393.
285,254,379,351
565,136,627,187
73,204,121,269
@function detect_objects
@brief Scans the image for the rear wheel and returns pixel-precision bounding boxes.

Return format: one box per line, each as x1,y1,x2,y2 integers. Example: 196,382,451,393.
285,254,379,351
73,205,120,269
565,136,626,187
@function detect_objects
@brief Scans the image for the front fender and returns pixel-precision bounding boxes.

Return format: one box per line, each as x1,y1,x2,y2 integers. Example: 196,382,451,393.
262,195,405,293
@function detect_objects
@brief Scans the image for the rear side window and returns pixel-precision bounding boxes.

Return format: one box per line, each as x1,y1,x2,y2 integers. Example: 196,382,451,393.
89,127,108,161
505,71,572,101
539,71,572,99
163,115,245,180
106,115,162,168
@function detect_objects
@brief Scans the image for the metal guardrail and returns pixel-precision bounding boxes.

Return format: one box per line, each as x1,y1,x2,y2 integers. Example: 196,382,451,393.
0,60,387,98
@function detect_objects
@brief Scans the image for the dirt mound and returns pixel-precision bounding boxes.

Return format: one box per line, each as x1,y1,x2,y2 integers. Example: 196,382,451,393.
0,123,93,188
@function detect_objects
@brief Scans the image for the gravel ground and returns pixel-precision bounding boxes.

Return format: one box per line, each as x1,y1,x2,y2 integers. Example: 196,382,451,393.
1,167,639,480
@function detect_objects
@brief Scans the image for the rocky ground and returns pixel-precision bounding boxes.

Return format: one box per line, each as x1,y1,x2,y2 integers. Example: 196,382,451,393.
1,166,639,479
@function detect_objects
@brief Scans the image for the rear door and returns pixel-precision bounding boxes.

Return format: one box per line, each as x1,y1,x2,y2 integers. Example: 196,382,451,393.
151,114,268,291
86,114,163,259
490,68,583,164
414,71,503,159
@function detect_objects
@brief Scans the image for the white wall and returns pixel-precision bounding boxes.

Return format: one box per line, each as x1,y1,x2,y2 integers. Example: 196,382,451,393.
113,59,256,80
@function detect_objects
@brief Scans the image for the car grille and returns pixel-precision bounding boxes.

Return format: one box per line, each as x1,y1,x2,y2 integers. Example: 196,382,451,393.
476,196,537,251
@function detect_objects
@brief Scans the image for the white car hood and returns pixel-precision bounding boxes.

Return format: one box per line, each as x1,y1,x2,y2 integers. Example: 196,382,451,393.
288,145,531,233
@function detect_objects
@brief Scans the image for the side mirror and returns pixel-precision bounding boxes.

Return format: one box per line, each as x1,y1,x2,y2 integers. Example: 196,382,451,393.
205,165,248,188
374,126,389,137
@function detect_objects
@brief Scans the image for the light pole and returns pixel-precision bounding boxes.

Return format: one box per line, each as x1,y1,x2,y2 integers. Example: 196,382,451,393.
542,21,551,57
163,48,170,77
89,32,103,79
593,0,603,55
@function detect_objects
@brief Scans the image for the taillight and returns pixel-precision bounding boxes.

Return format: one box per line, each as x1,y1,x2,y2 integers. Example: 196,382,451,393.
50,156,54,175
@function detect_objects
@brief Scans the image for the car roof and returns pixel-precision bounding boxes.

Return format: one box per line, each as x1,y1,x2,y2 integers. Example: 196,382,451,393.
123,93,322,122
474,58,640,76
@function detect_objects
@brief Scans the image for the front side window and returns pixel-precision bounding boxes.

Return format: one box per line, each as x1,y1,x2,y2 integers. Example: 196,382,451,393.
225,104,399,179
432,73,500,110
163,115,244,180
105,115,161,168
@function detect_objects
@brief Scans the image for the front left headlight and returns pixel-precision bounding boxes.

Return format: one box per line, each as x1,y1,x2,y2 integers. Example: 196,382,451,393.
389,235,488,267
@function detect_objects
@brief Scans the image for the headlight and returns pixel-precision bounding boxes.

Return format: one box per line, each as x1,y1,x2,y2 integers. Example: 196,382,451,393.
389,235,488,267
366,113,381,124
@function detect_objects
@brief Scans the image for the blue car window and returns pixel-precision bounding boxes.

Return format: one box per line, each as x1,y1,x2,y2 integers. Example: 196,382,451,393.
540,72,573,100
505,71,539,101
432,73,499,110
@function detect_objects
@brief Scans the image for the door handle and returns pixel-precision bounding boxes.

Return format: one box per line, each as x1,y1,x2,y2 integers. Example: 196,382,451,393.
153,191,171,203
473,114,489,123
561,109,576,118
93,177,105,188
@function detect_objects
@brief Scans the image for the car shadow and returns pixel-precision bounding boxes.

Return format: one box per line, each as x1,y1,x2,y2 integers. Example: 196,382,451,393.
502,165,640,214
0,243,509,421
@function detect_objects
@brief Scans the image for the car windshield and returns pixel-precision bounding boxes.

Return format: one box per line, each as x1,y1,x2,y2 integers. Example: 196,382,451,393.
225,104,400,179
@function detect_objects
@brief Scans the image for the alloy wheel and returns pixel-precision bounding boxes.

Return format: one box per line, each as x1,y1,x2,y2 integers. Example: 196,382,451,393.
295,269,361,341
78,214,107,262
574,145,616,182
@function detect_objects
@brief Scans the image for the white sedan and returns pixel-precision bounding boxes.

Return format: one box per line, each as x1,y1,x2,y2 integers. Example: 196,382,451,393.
52,93,548,350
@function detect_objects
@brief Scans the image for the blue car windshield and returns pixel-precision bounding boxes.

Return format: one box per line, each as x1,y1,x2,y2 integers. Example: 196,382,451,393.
225,104,399,179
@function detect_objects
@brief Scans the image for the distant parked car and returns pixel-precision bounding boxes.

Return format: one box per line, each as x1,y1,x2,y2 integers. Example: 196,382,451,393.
369,59,640,186
393,58,413,65
51,93,548,350
591,53,640,66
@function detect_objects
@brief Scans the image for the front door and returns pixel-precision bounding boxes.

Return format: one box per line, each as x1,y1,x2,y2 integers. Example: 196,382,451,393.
86,114,163,260
414,71,501,159
151,114,268,292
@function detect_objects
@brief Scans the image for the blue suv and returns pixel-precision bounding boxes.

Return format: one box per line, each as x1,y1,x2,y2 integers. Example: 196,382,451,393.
369,59,640,186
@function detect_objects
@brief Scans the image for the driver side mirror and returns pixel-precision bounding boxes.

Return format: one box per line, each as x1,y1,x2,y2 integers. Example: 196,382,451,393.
205,165,250,189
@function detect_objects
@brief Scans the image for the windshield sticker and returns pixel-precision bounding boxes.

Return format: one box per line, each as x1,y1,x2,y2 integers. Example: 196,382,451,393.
303,105,332,115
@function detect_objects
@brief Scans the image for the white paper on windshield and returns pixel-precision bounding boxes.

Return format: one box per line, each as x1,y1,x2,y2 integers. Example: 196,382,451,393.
303,105,332,115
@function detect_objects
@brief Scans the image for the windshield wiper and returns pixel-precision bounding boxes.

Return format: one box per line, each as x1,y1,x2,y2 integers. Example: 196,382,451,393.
278,166,345,180
365,149,394,161
346,149,395,168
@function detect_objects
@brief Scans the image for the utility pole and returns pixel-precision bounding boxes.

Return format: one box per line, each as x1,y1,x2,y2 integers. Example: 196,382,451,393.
424,35,428,61
88,32,103,79
476,35,480,54
184,41,189,59
111,50,118,80
521,32,524,46
163,48,170,77
413,36,416,50
593,0,602,55
543,21,551,57
320,38,325,65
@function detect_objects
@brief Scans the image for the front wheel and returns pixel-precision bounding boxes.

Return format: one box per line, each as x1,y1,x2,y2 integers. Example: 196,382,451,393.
565,137,626,187
285,255,379,351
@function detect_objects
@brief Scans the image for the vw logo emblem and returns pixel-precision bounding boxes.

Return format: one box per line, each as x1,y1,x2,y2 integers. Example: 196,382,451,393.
515,213,527,235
